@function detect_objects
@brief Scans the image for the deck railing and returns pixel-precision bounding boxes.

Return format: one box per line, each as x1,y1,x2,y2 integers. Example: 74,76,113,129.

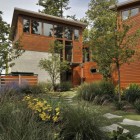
0,74,38,87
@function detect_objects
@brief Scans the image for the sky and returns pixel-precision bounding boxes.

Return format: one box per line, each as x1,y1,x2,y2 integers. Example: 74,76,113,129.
0,0,125,24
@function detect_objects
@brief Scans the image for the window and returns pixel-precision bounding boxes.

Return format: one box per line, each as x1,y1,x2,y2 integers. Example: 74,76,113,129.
122,7,139,20
31,20,42,35
65,27,73,40
23,19,30,33
74,29,79,40
122,10,129,20
90,68,97,73
43,23,53,37
130,8,139,17
65,41,72,62
54,25,63,38
83,48,90,62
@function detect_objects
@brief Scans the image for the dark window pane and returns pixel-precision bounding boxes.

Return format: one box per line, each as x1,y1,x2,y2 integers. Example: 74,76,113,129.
31,20,42,35
43,23,53,37
54,25,63,38
131,8,139,17
74,29,79,40
90,68,96,73
65,27,73,40
122,10,129,20
23,19,30,33
65,41,72,62
83,48,90,62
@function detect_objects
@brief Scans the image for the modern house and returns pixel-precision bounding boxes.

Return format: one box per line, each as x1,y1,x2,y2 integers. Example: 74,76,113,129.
110,0,140,87
10,8,102,86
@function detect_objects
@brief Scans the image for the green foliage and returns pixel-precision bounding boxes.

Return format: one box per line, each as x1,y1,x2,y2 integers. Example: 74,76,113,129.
39,41,69,91
59,105,108,140
59,81,72,91
114,101,126,110
87,0,140,102
109,127,134,140
38,82,53,92
77,80,115,104
0,11,24,73
134,99,140,113
37,0,70,17
124,84,140,104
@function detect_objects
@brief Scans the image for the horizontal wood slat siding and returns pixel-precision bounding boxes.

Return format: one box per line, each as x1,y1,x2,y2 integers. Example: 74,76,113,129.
0,75,38,86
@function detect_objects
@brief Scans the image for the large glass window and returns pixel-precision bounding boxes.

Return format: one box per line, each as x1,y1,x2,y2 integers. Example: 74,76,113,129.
54,25,63,38
43,23,53,37
122,10,129,20
31,20,42,35
130,8,139,17
65,27,73,40
74,29,79,40
23,19,30,33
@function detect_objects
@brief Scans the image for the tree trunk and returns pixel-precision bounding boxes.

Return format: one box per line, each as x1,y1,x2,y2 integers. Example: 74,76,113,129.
117,63,121,102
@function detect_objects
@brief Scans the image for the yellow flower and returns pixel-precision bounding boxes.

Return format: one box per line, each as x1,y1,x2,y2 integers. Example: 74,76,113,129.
36,101,44,108
53,116,58,122
56,112,60,116
55,107,60,112
39,112,50,121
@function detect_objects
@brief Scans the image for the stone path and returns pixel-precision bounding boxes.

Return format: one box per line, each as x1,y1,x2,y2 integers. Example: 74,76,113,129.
103,113,140,139
103,113,122,119
120,119,140,127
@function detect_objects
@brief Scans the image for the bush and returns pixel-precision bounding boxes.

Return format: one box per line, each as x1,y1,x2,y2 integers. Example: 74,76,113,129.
38,82,53,92
124,84,140,104
59,105,108,140
0,99,57,140
59,82,72,91
134,99,140,113
109,127,134,140
77,80,115,104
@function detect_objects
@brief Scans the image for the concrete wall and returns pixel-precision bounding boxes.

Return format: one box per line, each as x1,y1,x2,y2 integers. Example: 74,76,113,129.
10,50,53,82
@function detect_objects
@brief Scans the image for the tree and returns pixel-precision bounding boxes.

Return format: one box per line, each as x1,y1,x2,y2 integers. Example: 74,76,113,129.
39,41,69,91
0,11,24,74
37,0,70,17
87,0,140,102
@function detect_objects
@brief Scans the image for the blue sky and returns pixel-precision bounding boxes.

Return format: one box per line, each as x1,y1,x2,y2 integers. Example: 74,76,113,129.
0,0,125,24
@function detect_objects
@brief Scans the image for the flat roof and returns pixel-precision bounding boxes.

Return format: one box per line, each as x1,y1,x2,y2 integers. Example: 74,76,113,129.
110,0,140,10
11,7,87,40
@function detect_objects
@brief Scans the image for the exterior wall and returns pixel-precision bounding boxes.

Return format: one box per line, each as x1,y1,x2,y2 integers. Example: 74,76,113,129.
72,62,103,86
112,2,140,88
10,50,54,82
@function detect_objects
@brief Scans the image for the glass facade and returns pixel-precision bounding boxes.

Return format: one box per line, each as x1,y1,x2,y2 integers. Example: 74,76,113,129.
122,10,129,20
31,20,42,35
43,23,53,37
131,8,139,17
74,29,79,40
54,25,63,38
23,19,30,33
65,27,73,40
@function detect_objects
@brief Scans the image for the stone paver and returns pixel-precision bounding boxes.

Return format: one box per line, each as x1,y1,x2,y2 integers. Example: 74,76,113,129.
103,113,122,119
135,134,140,139
102,124,129,133
120,119,140,127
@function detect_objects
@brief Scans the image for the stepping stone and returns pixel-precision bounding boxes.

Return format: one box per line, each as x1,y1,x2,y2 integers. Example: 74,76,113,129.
135,134,140,139
103,113,122,119
120,119,140,127
102,124,129,133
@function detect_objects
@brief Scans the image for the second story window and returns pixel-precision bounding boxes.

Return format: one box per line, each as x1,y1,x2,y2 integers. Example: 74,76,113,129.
43,23,53,37
23,19,30,33
54,25,63,38
31,20,42,35
131,8,139,17
65,27,73,40
122,7,139,20
74,29,79,40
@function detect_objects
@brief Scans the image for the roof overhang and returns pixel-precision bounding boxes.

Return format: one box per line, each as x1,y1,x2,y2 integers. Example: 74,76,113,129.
109,0,140,10
11,7,87,40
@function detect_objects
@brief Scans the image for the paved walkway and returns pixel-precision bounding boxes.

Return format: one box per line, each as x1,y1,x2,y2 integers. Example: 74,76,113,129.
103,113,140,139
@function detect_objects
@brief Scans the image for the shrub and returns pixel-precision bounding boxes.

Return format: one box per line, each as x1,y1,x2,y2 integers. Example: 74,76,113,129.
124,84,140,104
134,99,140,113
59,105,108,140
77,80,115,104
0,99,57,140
109,127,134,140
59,82,72,91
38,82,53,92
114,101,126,110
